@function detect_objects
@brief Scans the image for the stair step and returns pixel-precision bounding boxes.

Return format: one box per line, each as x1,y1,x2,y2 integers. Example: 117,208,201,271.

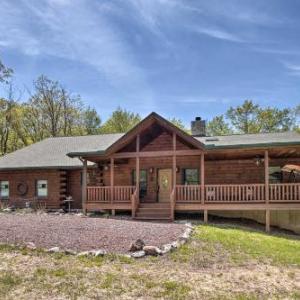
136,213,170,218
135,216,171,221
137,208,170,213
139,203,170,208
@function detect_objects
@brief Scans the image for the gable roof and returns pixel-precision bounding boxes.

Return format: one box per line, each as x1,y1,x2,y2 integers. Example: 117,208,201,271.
0,134,123,170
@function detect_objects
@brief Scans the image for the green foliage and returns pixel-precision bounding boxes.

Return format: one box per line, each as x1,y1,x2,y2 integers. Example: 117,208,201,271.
0,59,13,84
100,107,141,133
226,100,260,134
168,117,190,133
194,225,300,265
209,100,296,135
206,115,232,136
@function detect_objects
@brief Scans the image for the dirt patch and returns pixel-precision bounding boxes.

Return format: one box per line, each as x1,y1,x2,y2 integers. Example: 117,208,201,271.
0,213,185,253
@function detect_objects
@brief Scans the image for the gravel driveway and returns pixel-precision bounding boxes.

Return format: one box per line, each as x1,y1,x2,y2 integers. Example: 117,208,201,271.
0,213,186,253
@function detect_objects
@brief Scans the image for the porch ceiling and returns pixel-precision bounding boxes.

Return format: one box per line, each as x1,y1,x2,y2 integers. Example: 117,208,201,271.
205,146,300,160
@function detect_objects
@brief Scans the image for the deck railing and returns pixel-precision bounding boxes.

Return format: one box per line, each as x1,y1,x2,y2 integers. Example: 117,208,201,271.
87,183,300,204
205,184,266,203
269,183,300,202
87,186,135,203
176,185,202,202
175,183,300,203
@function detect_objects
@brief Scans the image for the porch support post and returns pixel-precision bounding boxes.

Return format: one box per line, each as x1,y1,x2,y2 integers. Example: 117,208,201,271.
265,209,270,233
204,209,208,223
82,159,87,214
172,132,176,189
110,157,114,203
136,134,140,201
201,153,205,204
264,150,270,232
264,150,269,204
172,133,176,221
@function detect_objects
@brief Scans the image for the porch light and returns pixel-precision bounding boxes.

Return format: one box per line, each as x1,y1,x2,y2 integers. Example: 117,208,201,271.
104,165,109,171
254,156,263,166
149,167,154,174
176,166,180,173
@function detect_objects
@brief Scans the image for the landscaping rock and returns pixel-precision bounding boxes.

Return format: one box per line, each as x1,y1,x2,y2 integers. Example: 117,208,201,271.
48,247,60,253
26,242,36,250
77,251,91,257
143,245,162,256
3,207,12,212
129,239,145,252
92,249,107,257
64,249,77,255
131,250,146,258
161,243,172,254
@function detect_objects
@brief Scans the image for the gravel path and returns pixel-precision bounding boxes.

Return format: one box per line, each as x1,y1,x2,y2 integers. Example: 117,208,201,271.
0,213,186,253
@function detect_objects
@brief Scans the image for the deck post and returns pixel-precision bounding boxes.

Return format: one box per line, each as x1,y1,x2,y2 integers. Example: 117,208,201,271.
110,157,114,203
264,150,269,204
136,134,140,202
265,209,270,232
201,153,205,204
172,133,176,221
82,159,87,214
264,150,270,232
204,209,208,223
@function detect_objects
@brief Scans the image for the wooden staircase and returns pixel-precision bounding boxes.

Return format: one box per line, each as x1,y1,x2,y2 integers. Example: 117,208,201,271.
134,202,172,221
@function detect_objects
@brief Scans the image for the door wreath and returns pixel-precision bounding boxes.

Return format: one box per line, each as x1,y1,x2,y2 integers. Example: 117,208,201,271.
17,182,28,196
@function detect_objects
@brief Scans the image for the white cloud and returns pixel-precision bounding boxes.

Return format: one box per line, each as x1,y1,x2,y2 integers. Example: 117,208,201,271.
0,0,153,100
193,27,244,43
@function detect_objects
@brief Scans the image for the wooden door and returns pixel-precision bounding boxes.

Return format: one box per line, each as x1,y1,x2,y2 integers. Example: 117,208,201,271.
158,169,172,202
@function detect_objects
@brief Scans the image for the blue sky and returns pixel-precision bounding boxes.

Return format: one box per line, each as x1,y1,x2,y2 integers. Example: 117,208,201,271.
0,0,300,126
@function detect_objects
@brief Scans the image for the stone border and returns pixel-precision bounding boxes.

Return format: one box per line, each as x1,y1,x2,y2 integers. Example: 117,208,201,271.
129,222,193,258
22,222,193,259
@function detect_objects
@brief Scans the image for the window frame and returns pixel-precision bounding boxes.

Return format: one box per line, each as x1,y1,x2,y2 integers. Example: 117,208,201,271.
36,179,48,198
0,180,9,199
182,168,199,185
132,169,148,198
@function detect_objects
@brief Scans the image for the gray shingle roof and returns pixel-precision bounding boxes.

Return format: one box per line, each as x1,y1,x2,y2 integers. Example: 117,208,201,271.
0,133,124,170
196,131,300,149
0,131,299,170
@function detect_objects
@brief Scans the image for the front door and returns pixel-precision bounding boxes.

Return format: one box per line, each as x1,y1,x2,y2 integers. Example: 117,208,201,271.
158,169,172,202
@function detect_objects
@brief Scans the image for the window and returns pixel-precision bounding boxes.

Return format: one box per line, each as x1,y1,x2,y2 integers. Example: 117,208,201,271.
269,166,282,183
132,170,147,198
37,180,48,197
0,181,9,198
183,169,199,185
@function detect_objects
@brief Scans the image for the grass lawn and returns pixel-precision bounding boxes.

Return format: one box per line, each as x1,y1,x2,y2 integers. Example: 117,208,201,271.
0,223,299,299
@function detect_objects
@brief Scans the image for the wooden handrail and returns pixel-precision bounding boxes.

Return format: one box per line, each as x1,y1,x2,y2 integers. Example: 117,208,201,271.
170,188,175,221
269,183,300,202
131,187,138,218
87,186,135,203
205,184,265,203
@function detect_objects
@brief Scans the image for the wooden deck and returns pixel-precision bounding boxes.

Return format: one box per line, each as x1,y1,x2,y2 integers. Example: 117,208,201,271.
85,184,300,230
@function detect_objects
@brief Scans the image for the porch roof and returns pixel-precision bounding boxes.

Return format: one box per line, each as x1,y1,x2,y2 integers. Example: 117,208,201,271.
196,131,300,149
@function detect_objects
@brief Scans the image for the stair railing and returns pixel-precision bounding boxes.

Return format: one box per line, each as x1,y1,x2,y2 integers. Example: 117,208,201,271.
170,188,175,221
131,187,138,218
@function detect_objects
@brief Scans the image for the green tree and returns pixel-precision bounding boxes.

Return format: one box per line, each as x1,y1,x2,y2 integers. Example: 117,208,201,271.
0,59,13,84
100,107,141,133
226,100,260,134
207,115,232,136
82,107,101,134
168,117,189,133
257,107,294,132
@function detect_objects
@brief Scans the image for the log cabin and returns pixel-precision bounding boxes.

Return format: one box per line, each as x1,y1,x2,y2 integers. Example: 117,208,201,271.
0,112,299,233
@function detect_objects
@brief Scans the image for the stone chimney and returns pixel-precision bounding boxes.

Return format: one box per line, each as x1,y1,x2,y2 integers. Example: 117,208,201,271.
191,117,206,137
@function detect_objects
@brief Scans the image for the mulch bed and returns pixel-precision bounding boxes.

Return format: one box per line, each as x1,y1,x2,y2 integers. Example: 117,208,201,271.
0,213,186,253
